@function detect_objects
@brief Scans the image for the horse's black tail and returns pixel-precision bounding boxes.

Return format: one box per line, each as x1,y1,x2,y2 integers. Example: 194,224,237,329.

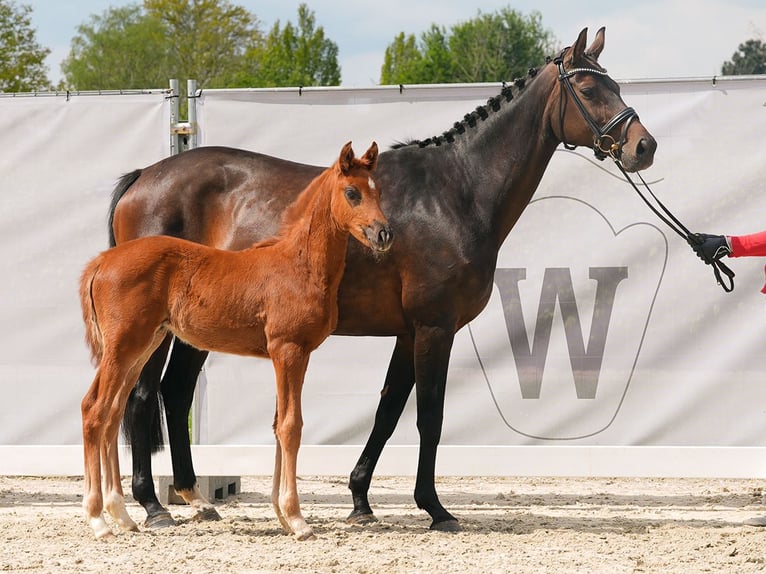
110,168,167,454
122,384,167,455
108,169,142,247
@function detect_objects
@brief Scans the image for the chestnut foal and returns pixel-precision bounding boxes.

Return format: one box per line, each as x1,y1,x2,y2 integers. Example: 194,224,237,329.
79,141,391,540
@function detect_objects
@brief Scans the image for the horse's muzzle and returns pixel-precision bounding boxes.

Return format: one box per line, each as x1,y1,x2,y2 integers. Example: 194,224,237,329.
621,130,657,172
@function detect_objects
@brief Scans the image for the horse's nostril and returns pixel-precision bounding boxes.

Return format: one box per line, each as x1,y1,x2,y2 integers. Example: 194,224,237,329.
637,136,657,157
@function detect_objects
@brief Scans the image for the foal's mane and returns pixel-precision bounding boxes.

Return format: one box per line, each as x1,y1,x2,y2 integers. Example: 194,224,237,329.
391,63,548,150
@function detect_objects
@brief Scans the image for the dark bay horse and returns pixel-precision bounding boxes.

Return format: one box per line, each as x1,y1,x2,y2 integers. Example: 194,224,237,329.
111,28,657,531
80,142,390,539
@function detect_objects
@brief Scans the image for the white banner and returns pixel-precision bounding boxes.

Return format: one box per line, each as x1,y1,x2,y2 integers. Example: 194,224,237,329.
2,78,766,478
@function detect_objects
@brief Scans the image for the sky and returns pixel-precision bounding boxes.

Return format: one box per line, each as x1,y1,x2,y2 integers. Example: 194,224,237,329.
23,0,766,87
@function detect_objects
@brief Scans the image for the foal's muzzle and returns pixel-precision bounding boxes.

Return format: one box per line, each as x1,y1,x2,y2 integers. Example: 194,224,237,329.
365,222,393,252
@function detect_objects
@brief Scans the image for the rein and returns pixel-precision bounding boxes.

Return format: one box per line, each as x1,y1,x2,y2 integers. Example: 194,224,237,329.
554,54,736,293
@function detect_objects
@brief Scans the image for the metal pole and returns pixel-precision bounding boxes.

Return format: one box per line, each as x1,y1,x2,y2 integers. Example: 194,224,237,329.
168,79,180,155
187,79,198,150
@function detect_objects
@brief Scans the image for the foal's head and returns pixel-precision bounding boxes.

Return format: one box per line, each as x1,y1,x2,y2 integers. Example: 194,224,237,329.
331,141,392,252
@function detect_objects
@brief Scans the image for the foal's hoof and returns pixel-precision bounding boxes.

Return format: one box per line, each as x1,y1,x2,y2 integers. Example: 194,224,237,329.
144,511,177,530
430,518,461,532
294,527,316,541
96,529,116,540
346,510,378,525
191,506,222,522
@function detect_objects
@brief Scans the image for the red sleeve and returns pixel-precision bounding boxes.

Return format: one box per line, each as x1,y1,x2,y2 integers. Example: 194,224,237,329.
730,231,766,257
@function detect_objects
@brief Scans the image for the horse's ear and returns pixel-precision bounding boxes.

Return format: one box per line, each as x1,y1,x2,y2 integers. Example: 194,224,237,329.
565,27,589,67
360,142,378,172
585,27,605,61
338,141,355,174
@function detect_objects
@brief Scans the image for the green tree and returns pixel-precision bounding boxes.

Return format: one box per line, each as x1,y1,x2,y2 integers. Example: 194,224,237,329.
62,0,261,90
380,7,555,85
144,0,260,87
0,0,50,91
381,32,424,85
722,38,766,75
237,4,340,87
61,5,169,90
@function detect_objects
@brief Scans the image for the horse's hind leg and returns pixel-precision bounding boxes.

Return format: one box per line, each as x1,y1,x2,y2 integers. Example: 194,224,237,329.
161,340,219,521
102,420,139,533
102,361,150,533
81,370,113,539
348,334,415,524
125,334,176,528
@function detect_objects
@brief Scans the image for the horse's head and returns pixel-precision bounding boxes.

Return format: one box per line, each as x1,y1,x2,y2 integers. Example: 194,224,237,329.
332,141,393,252
547,27,656,172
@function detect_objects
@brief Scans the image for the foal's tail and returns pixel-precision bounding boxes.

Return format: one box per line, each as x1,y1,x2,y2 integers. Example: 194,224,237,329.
79,257,104,365
108,169,142,247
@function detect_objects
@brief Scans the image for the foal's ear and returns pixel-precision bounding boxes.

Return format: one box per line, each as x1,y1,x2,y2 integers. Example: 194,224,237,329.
339,141,355,174
565,27,589,67
360,141,378,172
585,27,605,61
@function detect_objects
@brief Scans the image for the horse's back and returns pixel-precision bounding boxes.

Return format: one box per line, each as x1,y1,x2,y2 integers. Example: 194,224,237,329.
111,146,322,250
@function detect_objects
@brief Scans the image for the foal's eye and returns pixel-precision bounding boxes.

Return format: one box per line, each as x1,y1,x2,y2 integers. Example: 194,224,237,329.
344,186,362,205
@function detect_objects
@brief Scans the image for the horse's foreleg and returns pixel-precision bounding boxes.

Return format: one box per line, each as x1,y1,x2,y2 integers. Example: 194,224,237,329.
271,344,313,540
412,325,459,531
347,334,415,524
126,334,175,529
271,423,290,532
161,341,219,521
81,370,112,539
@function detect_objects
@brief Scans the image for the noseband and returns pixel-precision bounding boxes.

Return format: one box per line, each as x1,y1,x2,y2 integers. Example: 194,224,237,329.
554,55,638,161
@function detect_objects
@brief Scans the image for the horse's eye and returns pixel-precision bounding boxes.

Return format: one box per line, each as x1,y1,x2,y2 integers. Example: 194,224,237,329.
345,186,362,205
580,86,594,99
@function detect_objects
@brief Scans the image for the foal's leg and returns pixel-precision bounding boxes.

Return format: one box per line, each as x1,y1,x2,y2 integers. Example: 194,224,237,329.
271,423,291,532
348,334,415,524
102,417,139,533
270,343,313,540
81,370,113,539
101,362,148,532
101,361,147,533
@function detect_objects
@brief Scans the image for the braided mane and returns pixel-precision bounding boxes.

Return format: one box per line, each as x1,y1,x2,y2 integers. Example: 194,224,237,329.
391,64,545,150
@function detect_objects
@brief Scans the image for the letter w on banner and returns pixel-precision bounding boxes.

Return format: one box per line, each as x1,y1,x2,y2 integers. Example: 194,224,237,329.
469,196,666,440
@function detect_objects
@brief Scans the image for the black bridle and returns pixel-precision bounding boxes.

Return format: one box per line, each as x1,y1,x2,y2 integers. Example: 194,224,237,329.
555,56,637,162
554,53,735,292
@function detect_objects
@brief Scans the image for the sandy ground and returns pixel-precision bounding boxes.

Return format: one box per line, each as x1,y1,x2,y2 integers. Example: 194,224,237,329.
2,475,766,573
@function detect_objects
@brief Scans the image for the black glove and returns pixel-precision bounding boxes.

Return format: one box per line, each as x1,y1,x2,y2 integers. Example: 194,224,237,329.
688,233,731,263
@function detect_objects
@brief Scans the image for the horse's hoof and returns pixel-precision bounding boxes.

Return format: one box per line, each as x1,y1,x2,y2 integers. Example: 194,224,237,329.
191,506,221,522
346,511,378,525
430,518,461,532
744,516,766,527
144,512,177,530
346,510,378,525
295,528,316,541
